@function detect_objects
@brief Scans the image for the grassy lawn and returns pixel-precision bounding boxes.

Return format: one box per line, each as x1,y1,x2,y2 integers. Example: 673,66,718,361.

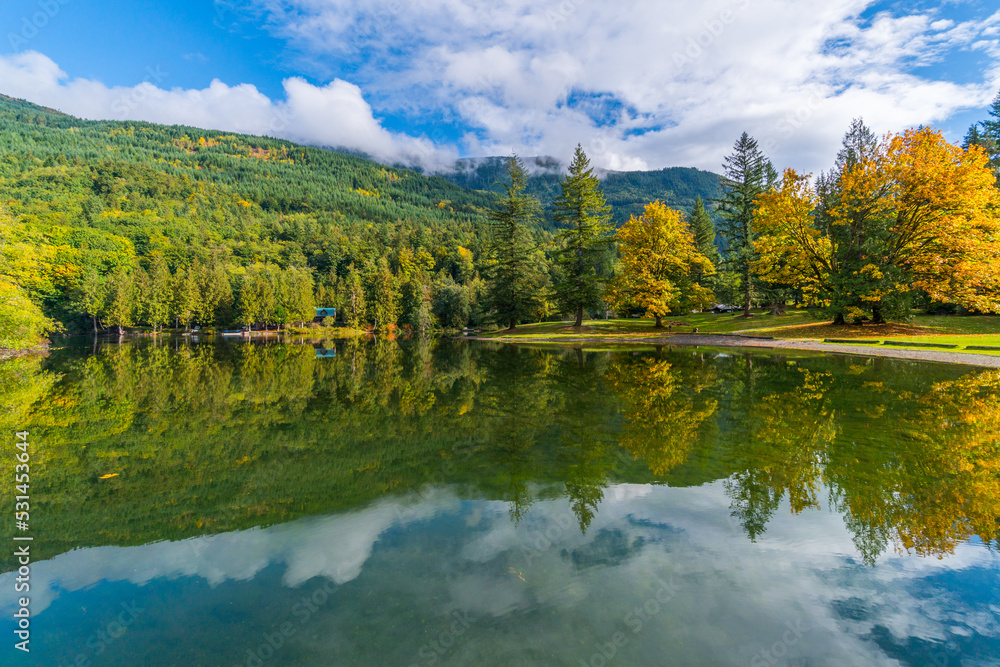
480,310,814,338
479,311,1000,355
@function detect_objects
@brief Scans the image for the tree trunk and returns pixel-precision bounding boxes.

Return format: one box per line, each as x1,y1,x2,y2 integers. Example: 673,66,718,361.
92,315,98,334
769,299,785,316
117,325,124,339
508,318,516,331
872,304,886,325
743,268,753,318
654,314,663,328
833,312,846,325
575,305,584,327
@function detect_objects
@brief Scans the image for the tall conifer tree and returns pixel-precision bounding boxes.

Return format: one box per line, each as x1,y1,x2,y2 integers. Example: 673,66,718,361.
552,145,613,327
715,133,776,317
483,155,542,330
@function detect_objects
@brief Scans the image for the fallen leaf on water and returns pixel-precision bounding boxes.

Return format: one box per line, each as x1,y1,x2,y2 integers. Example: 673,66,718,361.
99,473,119,480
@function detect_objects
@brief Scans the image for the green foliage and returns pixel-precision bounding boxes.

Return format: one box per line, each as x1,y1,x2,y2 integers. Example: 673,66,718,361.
6,339,997,563
0,95,527,334
552,146,614,326
0,278,54,349
444,157,723,229
975,90,1000,183
482,155,546,329
433,278,471,330
715,132,777,315
367,259,401,331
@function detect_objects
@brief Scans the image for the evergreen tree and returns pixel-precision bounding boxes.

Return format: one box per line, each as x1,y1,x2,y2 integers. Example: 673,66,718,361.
367,259,400,331
343,265,367,330
688,196,721,299
170,266,199,330
196,256,233,327
72,266,105,334
143,254,172,333
102,267,137,338
483,155,542,330
552,145,613,327
715,133,777,317
401,272,434,333
972,91,1000,183
689,196,719,263
817,119,883,323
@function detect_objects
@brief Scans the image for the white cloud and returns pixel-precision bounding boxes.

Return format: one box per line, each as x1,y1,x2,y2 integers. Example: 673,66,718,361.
4,2,1000,174
0,51,457,171
247,0,1000,173
2,482,995,664
0,487,459,616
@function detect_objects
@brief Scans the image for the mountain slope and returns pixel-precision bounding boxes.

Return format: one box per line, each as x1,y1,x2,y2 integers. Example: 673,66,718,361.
0,94,515,332
442,156,723,226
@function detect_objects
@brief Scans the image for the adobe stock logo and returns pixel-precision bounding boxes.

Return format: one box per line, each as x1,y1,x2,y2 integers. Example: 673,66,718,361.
672,0,753,70
7,0,71,50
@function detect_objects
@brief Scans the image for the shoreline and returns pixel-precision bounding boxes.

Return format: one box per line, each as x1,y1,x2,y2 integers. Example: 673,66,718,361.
466,333,1000,368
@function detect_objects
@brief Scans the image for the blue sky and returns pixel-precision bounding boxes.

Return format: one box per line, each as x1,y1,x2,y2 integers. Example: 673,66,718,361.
2,0,999,173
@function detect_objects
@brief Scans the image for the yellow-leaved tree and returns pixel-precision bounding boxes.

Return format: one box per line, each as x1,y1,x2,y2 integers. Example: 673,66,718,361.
754,124,1000,323
607,201,715,327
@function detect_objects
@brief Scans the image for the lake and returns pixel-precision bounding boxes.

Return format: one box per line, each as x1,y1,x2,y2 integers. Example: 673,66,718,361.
1,338,999,666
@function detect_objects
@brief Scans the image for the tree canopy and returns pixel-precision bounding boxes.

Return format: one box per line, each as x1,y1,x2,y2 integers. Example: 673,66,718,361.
754,125,1000,322
608,202,715,327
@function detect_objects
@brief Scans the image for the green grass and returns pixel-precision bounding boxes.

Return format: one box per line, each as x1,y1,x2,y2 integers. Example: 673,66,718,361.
818,335,1000,356
478,311,1000,357
481,310,815,339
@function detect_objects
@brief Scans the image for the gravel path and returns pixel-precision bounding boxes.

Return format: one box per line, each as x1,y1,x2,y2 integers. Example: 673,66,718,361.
469,334,1000,368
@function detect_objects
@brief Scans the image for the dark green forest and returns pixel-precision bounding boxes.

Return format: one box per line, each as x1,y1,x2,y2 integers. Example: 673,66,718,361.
0,94,725,347
0,94,519,341
443,156,722,227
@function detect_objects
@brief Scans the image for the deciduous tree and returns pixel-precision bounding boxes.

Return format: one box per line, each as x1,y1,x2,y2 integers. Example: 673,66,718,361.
607,202,715,327
754,126,1000,323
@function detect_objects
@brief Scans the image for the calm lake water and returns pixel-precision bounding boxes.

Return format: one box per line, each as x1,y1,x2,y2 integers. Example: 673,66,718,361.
2,338,999,666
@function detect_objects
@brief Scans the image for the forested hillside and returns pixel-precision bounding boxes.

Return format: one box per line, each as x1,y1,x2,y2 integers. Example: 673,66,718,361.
444,156,723,226
0,94,546,342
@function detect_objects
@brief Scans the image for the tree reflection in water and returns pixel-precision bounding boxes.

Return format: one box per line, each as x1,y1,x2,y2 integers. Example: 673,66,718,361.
3,338,998,569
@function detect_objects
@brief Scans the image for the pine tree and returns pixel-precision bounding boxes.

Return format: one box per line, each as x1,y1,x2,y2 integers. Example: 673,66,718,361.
102,267,137,338
284,266,316,327
401,273,435,333
689,196,721,267
170,266,199,330
483,155,542,330
196,256,232,327
343,265,367,330
973,91,1000,183
143,254,172,333
552,145,613,327
820,119,882,323
367,259,400,331
73,266,105,334
715,133,777,317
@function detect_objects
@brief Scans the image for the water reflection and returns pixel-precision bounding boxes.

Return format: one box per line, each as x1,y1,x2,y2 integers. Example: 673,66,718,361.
2,339,998,569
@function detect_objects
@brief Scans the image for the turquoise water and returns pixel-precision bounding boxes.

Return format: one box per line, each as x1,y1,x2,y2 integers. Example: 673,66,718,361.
1,339,998,665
